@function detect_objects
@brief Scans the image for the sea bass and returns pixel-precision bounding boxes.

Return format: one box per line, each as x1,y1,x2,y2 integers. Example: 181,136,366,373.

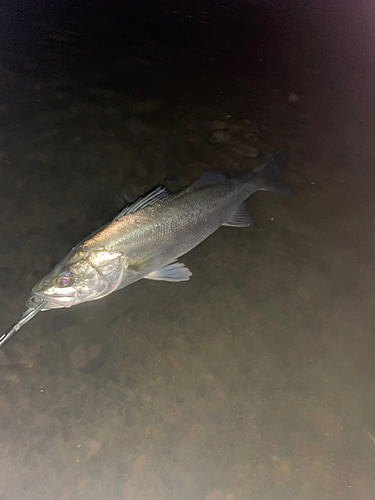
0,153,291,346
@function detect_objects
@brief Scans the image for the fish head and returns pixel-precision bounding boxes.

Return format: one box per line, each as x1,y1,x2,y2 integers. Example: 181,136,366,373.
27,249,124,309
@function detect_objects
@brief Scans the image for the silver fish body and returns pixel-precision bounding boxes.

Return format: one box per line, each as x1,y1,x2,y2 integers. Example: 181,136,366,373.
29,176,257,309
1,153,291,346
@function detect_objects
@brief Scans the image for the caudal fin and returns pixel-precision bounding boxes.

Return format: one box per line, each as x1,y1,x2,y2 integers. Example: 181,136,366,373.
253,152,293,196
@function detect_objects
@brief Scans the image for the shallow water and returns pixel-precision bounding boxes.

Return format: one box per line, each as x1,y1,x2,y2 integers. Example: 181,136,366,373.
0,3,374,499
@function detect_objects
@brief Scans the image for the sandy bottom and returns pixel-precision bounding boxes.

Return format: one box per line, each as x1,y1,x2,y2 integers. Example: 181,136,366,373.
0,7,374,500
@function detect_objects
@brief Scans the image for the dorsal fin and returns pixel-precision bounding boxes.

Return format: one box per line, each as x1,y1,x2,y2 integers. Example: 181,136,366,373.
186,169,227,192
114,186,172,220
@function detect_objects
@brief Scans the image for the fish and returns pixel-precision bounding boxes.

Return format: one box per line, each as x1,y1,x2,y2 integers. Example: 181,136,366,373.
1,152,292,347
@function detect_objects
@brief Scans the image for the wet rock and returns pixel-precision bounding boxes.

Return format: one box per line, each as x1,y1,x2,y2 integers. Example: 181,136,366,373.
0,349,8,367
1,416,12,430
51,459,68,472
121,307,133,318
209,411,224,424
108,315,121,328
242,118,255,126
164,173,182,192
208,131,232,144
54,407,70,423
178,317,188,328
49,199,65,210
71,396,87,418
235,417,246,432
288,93,299,102
4,347,22,363
124,373,137,389
230,118,257,133
69,343,105,373
109,371,120,386
169,349,191,372
62,425,72,442
163,470,181,491
44,423,58,440
125,99,163,115
84,356,106,374
124,406,136,427
102,89,116,98
195,384,207,399
132,161,148,178
70,344,93,368
232,144,260,158
87,463,103,480
0,63,20,83
48,364,61,376
239,362,251,375
207,120,228,131
0,266,13,289
52,313,79,331
242,130,255,140
114,463,130,484
20,410,35,426
21,450,33,467
35,439,48,456
22,477,34,491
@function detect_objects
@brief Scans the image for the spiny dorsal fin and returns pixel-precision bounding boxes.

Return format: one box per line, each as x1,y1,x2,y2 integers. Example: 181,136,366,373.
115,186,172,220
186,169,227,192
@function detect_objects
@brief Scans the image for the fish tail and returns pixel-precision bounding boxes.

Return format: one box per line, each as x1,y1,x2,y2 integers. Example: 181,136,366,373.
252,152,293,196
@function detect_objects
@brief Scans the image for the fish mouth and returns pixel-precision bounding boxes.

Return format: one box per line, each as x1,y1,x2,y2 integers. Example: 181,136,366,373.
27,292,75,309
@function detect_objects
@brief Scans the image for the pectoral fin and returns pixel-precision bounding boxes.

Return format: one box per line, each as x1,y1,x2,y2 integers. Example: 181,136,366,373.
223,203,252,227
145,262,192,282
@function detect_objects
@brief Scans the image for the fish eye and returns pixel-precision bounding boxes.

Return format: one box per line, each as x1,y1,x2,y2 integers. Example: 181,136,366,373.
57,273,73,287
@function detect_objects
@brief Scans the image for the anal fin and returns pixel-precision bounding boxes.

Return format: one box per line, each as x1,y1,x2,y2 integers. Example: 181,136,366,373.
223,202,252,227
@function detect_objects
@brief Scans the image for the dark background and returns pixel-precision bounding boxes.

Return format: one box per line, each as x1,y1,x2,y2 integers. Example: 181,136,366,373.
1,0,374,82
